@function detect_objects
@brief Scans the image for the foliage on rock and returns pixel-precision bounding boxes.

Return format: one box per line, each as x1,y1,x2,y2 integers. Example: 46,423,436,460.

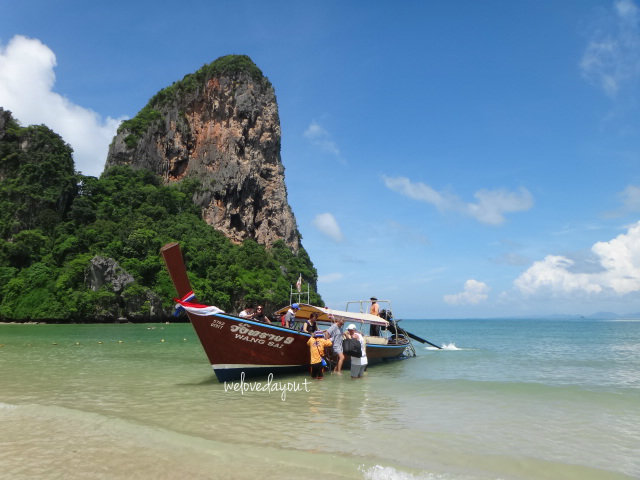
0,109,322,322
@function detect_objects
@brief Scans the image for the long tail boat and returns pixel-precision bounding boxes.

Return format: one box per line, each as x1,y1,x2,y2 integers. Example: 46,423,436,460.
161,242,414,382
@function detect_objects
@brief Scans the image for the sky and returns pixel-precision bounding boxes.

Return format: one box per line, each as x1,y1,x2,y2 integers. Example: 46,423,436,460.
1,0,640,318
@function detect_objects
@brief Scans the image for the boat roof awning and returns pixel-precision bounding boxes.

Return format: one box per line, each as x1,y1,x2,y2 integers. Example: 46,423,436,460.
275,304,389,327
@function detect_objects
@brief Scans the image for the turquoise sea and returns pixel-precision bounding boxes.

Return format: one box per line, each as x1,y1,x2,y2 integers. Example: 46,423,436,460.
1,318,639,479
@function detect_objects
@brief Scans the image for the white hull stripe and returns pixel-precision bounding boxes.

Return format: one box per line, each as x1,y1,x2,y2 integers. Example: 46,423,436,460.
212,363,302,370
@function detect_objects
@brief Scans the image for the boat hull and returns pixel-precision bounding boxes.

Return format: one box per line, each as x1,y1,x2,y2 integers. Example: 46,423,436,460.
187,312,410,382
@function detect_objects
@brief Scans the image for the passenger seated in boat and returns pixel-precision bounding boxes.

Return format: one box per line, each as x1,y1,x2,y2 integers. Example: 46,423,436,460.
253,305,270,323
307,330,332,379
239,306,254,319
303,312,319,334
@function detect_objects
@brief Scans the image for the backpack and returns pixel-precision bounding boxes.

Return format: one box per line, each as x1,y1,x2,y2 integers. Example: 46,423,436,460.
342,338,362,358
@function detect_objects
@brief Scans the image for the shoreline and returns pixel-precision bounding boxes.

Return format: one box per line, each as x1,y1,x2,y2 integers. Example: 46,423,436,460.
0,319,189,325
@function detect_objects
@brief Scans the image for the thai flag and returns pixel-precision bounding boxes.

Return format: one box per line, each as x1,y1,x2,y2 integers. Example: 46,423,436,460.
174,291,198,317
296,273,302,293
174,299,225,316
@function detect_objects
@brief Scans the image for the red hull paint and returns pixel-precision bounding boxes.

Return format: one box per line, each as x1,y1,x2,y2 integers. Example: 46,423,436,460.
189,312,311,368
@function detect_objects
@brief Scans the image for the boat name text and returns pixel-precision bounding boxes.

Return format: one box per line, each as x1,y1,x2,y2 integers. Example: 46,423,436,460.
230,323,295,348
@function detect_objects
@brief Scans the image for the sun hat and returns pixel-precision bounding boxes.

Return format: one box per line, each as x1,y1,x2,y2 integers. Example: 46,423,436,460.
292,303,299,310
347,324,357,330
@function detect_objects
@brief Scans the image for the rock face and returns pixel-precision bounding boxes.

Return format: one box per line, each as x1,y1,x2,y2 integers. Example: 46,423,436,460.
105,56,299,251
85,256,134,293
85,256,167,321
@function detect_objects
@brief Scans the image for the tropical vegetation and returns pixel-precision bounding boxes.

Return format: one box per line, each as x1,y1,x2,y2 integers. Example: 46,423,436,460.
0,109,321,322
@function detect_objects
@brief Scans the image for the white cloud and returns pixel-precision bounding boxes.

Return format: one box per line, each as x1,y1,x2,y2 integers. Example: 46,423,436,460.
382,175,533,225
0,35,123,177
514,255,602,295
303,120,340,156
318,272,344,283
469,188,534,225
619,184,640,211
312,213,344,242
444,279,490,305
515,221,640,296
580,0,640,97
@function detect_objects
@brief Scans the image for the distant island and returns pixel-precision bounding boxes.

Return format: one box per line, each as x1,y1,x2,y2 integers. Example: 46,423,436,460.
0,55,322,323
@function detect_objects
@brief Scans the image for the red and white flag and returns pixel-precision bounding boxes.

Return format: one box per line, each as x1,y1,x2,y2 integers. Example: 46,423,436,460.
296,273,302,292
174,298,224,316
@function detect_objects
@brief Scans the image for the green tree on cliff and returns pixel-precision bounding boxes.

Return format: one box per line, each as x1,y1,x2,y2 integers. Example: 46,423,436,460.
0,109,322,322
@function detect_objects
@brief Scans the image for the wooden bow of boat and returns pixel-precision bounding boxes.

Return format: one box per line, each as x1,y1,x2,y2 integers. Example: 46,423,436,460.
160,242,193,300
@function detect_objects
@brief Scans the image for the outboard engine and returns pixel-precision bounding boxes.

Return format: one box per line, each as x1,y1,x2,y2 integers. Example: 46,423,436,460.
388,320,402,340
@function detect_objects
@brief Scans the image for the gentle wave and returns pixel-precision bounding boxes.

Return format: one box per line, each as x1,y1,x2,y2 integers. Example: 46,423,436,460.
360,465,454,480
424,343,467,351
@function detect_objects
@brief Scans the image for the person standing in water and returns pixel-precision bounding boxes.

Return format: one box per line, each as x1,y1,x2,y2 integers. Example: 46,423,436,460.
345,324,367,379
307,330,332,379
325,316,345,374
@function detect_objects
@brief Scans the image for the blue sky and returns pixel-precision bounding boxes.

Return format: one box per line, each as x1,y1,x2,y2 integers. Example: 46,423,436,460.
2,0,640,318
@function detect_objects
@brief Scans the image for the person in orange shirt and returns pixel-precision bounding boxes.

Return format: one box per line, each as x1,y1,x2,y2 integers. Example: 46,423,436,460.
369,297,379,316
369,297,380,336
307,330,332,379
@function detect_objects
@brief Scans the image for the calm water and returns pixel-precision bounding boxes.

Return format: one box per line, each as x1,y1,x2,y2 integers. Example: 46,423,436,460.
1,318,639,479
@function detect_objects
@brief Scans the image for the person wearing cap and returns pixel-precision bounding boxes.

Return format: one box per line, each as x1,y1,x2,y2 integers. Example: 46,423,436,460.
369,297,379,316
345,323,368,379
369,298,381,336
325,315,345,374
307,330,332,379
285,303,299,329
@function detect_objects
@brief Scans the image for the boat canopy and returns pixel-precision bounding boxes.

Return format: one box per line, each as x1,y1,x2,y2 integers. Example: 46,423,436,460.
275,303,389,327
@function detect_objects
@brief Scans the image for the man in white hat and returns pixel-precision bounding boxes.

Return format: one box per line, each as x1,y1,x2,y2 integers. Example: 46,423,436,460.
345,323,367,379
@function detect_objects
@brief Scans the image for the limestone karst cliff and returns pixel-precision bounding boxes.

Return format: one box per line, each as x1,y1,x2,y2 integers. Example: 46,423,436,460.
106,55,299,251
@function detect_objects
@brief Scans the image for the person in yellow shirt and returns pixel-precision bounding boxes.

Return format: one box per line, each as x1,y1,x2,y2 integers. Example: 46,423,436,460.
307,330,332,379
